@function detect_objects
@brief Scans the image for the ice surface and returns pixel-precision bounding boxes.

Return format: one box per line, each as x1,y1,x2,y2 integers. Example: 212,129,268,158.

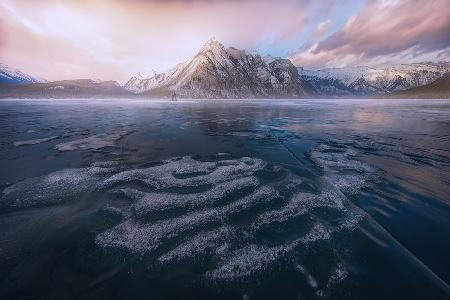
316,262,349,297
310,144,373,173
206,244,285,281
102,156,266,190
1,166,111,208
159,226,234,262
295,264,319,289
130,176,260,216
311,142,376,195
91,155,371,285
96,186,279,254
300,223,331,244
13,136,59,147
54,130,130,151
226,131,266,139
206,224,331,282
1,153,372,288
252,191,339,230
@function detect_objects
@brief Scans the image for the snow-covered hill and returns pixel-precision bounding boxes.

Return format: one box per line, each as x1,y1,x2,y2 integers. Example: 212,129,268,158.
299,62,450,96
125,39,311,98
386,73,450,99
0,79,132,98
0,63,44,84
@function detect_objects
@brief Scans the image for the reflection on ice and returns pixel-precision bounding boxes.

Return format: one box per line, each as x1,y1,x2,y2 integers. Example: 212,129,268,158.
54,130,130,151
13,136,59,147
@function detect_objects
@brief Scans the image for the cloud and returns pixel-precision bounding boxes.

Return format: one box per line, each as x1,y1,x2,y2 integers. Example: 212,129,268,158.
2,0,447,79
313,20,331,37
437,47,450,59
0,0,324,81
291,0,450,69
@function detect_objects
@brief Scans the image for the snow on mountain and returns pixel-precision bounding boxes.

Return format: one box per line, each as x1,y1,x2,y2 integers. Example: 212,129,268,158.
0,63,45,84
0,79,132,98
127,41,449,98
299,62,450,96
386,73,450,99
125,39,310,98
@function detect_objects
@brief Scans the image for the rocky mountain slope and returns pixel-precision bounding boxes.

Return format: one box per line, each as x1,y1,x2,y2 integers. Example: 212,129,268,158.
385,73,450,99
0,63,44,84
125,39,311,98
0,79,132,98
299,62,450,97
2,42,449,99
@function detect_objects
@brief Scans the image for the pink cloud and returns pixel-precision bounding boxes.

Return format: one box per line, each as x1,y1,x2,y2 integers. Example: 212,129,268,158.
0,0,323,81
313,20,331,38
291,0,450,69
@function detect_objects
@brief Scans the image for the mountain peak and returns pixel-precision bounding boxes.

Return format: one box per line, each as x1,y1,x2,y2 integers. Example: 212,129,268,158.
125,39,310,98
226,47,246,60
299,61,450,96
0,63,44,84
263,54,278,64
199,38,225,53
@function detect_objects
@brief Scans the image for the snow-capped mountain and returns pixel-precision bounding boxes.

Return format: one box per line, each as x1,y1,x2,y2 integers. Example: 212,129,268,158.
299,62,450,96
0,79,132,98
387,73,450,99
125,39,310,98
3,46,448,99
0,63,44,84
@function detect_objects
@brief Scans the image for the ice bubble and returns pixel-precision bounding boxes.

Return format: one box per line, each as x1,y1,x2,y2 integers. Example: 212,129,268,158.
206,223,331,282
316,262,349,297
159,226,234,262
9,155,357,290
96,186,279,254
295,264,319,289
102,157,266,190
131,176,260,216
252,192,318,229
13,136,59,147
206,244,286,281
310,142,378,199
310,142,374,174
54,130,130,151
327,174,370,194
300,223,331,244
1,167,110,208
2,152,365,292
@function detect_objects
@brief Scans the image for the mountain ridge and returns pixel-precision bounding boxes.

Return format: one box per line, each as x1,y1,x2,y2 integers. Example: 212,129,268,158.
125,39,311,98
0,79,132,98
1,40,449,99
385,73,450,99
299,62,450,97
0,63,45,84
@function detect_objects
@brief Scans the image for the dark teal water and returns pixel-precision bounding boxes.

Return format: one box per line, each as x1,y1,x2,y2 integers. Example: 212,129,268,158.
0,99,449,299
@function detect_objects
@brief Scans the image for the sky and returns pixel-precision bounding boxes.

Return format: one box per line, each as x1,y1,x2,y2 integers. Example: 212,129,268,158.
0,0,449,82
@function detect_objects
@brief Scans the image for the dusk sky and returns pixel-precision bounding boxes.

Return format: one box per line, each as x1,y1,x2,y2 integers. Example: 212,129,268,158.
1,0,449,82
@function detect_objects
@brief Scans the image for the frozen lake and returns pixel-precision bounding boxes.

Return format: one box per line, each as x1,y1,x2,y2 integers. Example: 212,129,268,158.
0,99,449,299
